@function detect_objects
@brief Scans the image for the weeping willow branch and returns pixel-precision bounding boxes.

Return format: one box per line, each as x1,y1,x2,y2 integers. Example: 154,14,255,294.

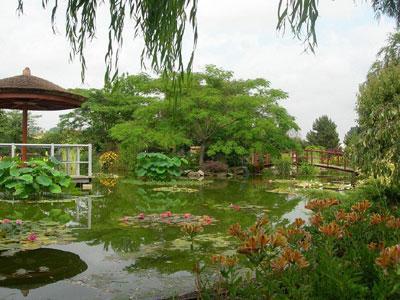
14,0,400,81
276,0,400,52
16,0,197,83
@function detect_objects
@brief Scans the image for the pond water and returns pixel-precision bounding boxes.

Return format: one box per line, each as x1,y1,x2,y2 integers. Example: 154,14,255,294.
0,179,311,300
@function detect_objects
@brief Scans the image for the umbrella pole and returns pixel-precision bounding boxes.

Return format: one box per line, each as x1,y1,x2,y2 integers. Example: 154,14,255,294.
22,108,28,161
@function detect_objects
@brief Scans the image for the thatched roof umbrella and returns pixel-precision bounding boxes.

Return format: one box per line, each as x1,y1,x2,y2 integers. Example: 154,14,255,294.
0,68,86,160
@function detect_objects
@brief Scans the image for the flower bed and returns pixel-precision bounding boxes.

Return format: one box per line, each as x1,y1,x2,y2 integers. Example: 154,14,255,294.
198,198,400,299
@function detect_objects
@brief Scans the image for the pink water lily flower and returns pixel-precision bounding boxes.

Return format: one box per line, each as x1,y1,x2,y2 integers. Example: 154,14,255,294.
202,215,213,225
122,216,129,222
166,211,172,217
184,213,191,219
27,233,38,242
138,213,145,220
1,219,11,224
15,219,23,225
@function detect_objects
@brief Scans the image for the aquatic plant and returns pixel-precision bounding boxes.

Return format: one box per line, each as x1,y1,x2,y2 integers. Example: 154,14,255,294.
0,157,72,199
135,152,188,182
119,213,215,227
0,219,76,251
152,186,198,193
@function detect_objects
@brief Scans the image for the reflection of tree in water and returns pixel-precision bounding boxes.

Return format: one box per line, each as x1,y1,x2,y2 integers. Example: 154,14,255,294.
75,180,302,273
0,248,87,297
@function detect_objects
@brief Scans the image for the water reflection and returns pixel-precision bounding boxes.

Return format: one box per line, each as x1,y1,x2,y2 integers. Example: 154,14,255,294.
0,248,87,297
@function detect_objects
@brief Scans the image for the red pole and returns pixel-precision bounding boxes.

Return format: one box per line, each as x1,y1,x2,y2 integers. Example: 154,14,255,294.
22,109,28,161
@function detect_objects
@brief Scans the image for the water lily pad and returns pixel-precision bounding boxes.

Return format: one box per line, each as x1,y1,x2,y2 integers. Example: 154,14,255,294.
152,187,199,193
0,220,76,251
120,213,216,227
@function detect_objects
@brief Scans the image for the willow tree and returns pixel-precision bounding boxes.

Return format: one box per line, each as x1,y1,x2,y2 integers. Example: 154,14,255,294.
13,1,400,80
355,31,400,186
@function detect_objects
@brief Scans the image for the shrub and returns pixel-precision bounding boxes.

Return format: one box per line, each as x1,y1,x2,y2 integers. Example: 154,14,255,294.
135,152,187,181
298,162,318,176
99,151,118,172
0,157,72,199
199,197,400,299
273,156,292,177
201,161,228,173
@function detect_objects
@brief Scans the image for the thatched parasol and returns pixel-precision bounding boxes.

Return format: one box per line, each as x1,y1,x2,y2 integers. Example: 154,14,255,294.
0,68,86,160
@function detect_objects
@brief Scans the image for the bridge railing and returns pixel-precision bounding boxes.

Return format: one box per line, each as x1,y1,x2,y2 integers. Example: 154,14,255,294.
303,149,350,171
0,143,92,178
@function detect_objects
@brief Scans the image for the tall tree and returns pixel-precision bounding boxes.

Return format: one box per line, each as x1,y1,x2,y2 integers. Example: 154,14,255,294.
343,126,360,148
306,115,340,149
39,74,156,151
12,1,400,80
355,31,400,185
111,65,299,166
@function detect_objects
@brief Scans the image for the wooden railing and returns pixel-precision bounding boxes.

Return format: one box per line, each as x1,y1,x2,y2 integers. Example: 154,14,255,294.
0,143,93,178
251,149,355,173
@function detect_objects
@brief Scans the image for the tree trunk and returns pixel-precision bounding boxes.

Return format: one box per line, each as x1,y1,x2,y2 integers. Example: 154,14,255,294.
199,143,206,166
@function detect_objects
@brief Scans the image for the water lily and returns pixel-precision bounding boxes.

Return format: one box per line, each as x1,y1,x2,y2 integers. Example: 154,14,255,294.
15,219,23,225
1,219,11,224
184,213,191,219
27,233,38,242
122,216,129,222
201,215,213,225
138,213,145,220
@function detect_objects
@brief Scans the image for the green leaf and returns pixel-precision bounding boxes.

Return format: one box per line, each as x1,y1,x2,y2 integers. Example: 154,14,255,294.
49,184,62,194
9,167,20,177
20,174,33,183
0,161,12,170
36,175,52,187
58,177,71,187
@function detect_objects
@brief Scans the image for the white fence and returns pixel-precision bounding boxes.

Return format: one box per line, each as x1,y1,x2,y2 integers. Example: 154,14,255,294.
0,143,92,177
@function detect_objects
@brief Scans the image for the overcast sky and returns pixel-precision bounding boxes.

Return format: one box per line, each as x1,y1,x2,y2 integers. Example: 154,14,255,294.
0,1,395,142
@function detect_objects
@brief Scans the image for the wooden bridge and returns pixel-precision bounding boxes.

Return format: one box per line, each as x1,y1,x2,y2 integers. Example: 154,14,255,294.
251,149,356,173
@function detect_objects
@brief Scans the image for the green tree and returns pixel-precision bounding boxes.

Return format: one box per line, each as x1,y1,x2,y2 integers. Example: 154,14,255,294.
306,115,340,149
111,65,299,166
12,1,400,79
39,74,156,152
355,33,400,184
0,110,40,143
343,126,360,148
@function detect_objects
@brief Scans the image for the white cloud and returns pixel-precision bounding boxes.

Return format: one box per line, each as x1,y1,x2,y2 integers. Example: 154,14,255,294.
0,0,396,142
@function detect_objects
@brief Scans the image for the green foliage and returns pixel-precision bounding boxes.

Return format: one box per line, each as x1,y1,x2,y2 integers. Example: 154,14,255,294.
47,209,72,224
306,115,340,149
273,156,292,177
39,76,156,152
0,110,40,145
15,1,400,80
200,197,400,299
16,0,197,82
111,66,299,167
344,126,360,148
0,157,72,199
298,162,318,176
277,1,400,52
355,32,400,186
135,152,187,181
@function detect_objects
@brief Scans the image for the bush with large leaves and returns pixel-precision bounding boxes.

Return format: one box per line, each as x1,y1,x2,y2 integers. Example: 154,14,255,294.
136,153,187,182
0,157,72,199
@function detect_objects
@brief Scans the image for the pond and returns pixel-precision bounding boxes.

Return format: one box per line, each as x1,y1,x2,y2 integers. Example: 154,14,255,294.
0,178,314,299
